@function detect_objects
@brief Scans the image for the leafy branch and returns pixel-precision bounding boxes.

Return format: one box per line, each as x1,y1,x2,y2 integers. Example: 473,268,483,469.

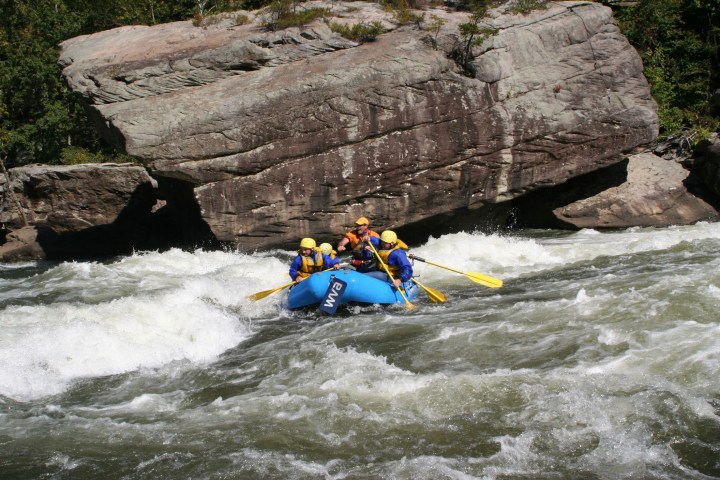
450,1,498,76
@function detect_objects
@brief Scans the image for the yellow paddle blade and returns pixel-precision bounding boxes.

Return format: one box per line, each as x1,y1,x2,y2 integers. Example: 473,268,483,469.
465,272,503,288
412,279,446,303
247,280,296,301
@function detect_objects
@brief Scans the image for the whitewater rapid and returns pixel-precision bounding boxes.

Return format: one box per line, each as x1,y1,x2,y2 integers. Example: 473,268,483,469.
1,223,719,479
2,223,719,402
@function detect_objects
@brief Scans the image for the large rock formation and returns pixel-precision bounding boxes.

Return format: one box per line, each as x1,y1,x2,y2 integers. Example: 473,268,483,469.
0,164,198,261
57,1,660,249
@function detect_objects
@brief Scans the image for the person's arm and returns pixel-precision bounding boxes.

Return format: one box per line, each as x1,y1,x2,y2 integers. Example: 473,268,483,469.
289,256,302,281
390,250,413,282
337,235,350,252
360,236,379,260
323,254,340,269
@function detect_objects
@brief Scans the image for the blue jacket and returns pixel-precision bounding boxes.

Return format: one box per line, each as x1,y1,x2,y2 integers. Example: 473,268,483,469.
351,236,378,260
383,248,413,282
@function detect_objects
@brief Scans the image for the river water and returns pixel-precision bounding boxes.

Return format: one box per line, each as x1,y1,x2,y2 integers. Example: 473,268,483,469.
1,224,719,479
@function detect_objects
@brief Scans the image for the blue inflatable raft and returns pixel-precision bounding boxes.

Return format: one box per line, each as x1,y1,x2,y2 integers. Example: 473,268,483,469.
285,269,419,312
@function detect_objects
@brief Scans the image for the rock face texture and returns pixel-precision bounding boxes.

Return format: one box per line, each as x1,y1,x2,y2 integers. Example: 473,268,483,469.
0,164,154,233
554,153,720,227
58,1,660,249
0,164,191,261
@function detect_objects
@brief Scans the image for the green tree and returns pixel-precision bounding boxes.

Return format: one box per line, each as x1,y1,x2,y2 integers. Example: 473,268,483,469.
616,0,720,135
0,0,238,167
452,0,498,76
0,0,102,166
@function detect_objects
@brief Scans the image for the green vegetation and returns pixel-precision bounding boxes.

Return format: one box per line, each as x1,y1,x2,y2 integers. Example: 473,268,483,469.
235,14,252,25
426,14,446,50
262,0,328,31
58,146,135,165
451,0,499,76
509,0,547,15
382,0,424,26
616,0,720,137
329,21,385,43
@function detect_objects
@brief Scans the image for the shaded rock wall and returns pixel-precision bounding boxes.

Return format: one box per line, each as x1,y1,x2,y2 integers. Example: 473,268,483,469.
0,164,194,261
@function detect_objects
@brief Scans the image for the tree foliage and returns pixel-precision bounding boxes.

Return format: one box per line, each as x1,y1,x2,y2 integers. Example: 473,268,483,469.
451,0,499,76
616,0,720,135
0,0,244,167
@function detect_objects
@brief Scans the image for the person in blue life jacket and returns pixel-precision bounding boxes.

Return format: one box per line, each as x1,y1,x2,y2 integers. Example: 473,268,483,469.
289,238,340,282
365,230,413,288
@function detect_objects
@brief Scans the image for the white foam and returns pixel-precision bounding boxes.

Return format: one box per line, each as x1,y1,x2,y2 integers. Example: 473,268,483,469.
0,291,251,401
317,345,435,399
411,222,720,282
0,249,290,401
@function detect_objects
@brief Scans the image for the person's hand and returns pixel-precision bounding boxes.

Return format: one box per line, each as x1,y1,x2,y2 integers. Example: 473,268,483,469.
337,245,346,252
333,264,340,270
295,276,304,282
393,278,402,288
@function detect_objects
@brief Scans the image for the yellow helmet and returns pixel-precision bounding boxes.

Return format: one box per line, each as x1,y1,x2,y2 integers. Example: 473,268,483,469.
300,238,316,249
355,216,370,226
319,243,333,256
380,230,397,244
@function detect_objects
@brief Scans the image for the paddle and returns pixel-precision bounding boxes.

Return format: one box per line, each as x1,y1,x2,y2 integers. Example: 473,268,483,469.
367,241,414,310
411,278,446,303
248,264,348,301
408,254,503,288
247,279,297,301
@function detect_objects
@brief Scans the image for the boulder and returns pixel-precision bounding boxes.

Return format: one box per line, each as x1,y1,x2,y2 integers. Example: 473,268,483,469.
0,226,46,262
58,1,660,249
0,163,155,232
0,163,192,260
692,134,720,197
553,153,720,228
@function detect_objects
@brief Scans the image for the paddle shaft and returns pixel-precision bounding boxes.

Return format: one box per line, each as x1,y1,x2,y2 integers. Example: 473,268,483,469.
367,241,414,309
411,254,467,275
408,254,503,288
247,280,296,301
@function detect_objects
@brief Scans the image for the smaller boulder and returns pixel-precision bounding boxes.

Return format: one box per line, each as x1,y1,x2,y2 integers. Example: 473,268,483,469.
554,153,720,228
0,226,47,262
0,163,180,261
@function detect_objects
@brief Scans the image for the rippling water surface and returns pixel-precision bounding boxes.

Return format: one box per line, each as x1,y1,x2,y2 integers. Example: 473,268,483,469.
1,225,719,479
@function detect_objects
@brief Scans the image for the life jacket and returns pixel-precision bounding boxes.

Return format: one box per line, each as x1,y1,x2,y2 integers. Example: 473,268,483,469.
297,250,324,278
377,246,402,277
344,229,380,250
